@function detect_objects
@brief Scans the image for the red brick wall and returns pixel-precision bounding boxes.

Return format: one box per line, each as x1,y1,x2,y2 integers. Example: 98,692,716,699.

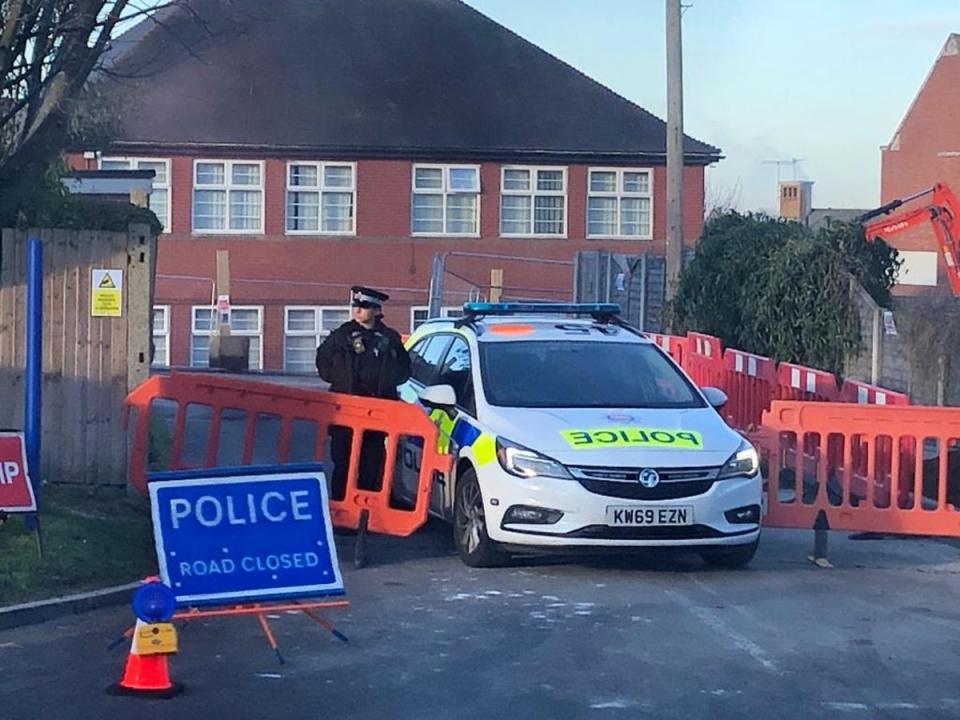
358,160,411,237
67,153,708,368
880,45,960,294
171,156,194,235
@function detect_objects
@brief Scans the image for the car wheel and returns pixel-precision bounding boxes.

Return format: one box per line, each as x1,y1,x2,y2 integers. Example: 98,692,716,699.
453,468,507,567
701,539,759,569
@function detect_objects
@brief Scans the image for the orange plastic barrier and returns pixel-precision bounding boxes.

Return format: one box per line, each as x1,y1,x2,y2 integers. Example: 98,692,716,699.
684,332,725,389
775,362,840,402
721,349,777,431
646,331,912,434
647,333,687,367
123,372,452,537
839,378,911,406
760,401,960,536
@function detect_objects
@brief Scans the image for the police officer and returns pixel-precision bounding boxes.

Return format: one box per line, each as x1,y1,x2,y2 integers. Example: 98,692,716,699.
316,286,411,497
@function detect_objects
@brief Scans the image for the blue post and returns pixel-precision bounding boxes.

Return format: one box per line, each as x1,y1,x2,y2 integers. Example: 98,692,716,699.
25,236,43,519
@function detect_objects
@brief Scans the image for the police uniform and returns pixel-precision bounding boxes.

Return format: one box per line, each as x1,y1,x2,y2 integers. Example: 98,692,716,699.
316,286,412,497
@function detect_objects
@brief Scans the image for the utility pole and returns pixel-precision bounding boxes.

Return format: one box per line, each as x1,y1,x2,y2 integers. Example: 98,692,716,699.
665,0,684,301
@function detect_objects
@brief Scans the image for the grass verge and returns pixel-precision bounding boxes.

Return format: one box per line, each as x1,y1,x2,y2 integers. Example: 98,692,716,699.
0,484,156,606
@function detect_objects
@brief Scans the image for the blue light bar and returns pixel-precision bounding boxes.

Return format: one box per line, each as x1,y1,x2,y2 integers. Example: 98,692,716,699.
462,302,621,317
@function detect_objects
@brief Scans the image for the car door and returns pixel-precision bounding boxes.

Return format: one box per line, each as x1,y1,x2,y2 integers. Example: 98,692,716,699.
395,334,453,510
431,334,478,518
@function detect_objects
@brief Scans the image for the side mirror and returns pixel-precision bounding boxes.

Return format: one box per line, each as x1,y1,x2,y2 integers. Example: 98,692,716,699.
418,384,457,415
701,386,728,409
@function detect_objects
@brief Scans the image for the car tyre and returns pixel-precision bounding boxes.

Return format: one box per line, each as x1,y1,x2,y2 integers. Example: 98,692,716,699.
701,539,758,569
453,468,508,567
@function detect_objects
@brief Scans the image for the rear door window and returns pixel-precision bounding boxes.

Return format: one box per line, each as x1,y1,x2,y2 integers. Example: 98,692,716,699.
436,336,476,416
410,334,453,386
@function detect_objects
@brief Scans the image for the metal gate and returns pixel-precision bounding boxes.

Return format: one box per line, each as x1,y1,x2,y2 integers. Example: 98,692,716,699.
572,251,665,331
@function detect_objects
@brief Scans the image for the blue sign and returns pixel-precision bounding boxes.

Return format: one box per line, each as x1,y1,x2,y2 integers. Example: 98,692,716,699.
148,466,344,606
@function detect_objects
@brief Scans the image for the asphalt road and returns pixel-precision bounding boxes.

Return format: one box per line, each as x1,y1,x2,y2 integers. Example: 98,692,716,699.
2,525,960,720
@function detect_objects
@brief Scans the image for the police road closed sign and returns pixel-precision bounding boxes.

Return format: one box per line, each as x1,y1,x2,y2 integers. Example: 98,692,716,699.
149,470,343,606
0,432,37,512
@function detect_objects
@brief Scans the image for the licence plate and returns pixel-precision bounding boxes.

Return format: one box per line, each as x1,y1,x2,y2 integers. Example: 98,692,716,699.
605,506,693,527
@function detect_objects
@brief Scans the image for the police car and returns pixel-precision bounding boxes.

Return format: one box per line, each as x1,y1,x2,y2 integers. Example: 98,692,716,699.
397,302,761,568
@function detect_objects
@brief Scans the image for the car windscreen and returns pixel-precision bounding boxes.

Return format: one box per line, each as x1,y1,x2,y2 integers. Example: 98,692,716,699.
479,340,706,409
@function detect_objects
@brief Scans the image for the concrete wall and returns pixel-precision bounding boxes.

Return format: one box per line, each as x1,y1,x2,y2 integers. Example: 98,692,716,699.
844,284,960,405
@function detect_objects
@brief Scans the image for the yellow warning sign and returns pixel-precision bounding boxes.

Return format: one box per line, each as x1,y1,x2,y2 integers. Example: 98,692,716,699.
91,269,122,317
134,622,178,656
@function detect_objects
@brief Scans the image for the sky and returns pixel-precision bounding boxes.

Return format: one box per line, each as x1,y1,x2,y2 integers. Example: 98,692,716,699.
463,0,960,214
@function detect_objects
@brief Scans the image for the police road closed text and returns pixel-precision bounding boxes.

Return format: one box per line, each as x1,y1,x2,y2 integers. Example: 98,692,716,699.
176,551,324,578
167,489,319,579
168,490,314,528
150,471,344,605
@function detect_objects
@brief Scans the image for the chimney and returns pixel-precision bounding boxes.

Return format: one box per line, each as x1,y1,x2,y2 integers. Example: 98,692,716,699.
779,180,813,222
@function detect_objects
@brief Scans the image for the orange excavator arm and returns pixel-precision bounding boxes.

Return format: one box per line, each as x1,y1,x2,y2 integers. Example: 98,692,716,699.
860,183,960,295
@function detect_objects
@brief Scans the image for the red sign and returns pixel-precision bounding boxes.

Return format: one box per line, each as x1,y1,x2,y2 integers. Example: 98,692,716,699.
0,432,37,512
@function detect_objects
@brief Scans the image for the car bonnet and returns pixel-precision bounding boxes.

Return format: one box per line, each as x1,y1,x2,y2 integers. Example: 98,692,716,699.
482,405,742,467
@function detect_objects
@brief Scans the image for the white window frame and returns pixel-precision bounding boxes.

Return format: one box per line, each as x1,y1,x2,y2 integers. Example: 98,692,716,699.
409,305,464,332
100,156,171,232
411,164,481,237
282,305,351,373
192,159,265,234
190,305,264,370
152,305,170,367
586,167,654,240
499,165,568,238
284,162,357,235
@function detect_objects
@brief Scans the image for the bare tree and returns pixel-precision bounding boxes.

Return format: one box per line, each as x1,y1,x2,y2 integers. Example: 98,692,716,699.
704,174,743,217
0,1,180,224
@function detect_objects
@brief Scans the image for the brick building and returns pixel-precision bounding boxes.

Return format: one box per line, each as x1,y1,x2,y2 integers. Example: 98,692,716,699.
72,0,721,371
881,33,960,293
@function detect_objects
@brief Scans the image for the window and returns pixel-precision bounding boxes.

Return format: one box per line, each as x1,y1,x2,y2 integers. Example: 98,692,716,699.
587,168,652,238
437,336,475,415
191,306,263,369
286,163,356,234
480,341,704,409
152,305,170,367
100,157,171,231
192,160,263,232
409,306,464,332
500,166,567,236
409,335,453,386
411,165,480,235
283,306,351,373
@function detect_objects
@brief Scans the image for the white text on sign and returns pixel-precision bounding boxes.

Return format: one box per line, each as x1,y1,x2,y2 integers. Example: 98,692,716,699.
169,490,314,529
0,461,22,485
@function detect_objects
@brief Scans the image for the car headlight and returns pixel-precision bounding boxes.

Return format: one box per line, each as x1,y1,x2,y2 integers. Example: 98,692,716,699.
718,440,759,479
495,437,572,480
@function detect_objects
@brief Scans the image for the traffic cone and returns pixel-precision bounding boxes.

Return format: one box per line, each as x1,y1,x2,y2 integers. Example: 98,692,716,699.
108,619,184,698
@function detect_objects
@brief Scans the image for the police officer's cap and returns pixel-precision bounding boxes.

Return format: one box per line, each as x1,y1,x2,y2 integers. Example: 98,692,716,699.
351,286,389,307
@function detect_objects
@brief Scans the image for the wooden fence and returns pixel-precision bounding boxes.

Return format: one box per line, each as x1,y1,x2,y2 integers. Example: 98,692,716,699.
0,225,156,485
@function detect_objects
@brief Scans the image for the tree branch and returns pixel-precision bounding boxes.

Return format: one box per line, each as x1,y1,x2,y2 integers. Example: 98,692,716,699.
22,0,59,136
0,0,27,75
